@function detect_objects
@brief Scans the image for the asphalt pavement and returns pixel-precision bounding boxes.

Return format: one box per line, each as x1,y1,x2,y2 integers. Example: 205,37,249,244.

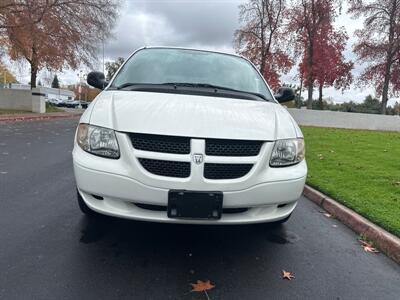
0,119,399,300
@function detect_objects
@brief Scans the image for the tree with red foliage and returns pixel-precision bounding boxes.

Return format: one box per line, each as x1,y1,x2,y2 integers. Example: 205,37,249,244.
234,0,293,90
73,84,100,102
288,0,340,108
2,1,118,88
299,26,353,109
349,0,400,114
0,1,50,30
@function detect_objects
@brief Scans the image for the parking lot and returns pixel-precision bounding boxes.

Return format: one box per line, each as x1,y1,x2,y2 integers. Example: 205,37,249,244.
0,118,399,300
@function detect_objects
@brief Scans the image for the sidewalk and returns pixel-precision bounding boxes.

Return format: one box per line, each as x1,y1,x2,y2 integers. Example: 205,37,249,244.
0,112,81,122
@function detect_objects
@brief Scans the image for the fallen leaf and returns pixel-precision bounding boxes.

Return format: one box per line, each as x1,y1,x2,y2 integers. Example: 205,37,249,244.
358,240,379,253
282,270,295,280
191,280,215,292
321,212,332,218
332,224,337,228
358,239,369,246
363,245,379,253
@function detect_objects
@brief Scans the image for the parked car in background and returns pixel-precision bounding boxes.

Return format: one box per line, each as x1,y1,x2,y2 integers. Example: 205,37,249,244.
73,47,307,225
65,100,80,108
56,100,80,108
80,101,90,109
48,98,64,106
60,100,89,109
55,99,67,107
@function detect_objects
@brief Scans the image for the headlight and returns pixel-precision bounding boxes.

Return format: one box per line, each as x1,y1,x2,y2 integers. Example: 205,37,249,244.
76,124,120,159
269,138,305,167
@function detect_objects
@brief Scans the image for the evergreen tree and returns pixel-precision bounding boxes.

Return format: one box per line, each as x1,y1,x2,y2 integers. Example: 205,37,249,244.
51,75,60,88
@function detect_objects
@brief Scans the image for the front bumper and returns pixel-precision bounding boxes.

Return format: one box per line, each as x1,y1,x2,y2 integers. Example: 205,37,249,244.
73,131,307,224
74,161,306,224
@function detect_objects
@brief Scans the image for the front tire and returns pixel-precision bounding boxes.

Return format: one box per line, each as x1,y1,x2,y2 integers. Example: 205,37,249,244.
77,189,98,217
269,213,292,226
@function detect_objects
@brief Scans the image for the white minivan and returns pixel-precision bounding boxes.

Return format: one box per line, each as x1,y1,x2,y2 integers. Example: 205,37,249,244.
73,47,307,225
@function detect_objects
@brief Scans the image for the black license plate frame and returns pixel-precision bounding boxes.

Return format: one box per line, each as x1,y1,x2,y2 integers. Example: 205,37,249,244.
168,190,223,220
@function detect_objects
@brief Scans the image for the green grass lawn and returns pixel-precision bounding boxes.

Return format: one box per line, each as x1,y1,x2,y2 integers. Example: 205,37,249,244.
302,126,400,237
0,105,63,114
45,104,64,113
0,109,32,115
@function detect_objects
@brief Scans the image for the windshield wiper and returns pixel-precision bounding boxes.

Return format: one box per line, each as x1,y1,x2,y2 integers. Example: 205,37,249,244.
113,82,199,90
111,82,268,101
113,82,142,90
161,82,267,101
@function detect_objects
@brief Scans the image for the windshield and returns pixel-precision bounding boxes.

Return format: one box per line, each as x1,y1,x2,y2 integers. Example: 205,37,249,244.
110,48,273,101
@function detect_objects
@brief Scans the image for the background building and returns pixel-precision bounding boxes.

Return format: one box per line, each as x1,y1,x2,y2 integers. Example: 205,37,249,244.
9,84,75,101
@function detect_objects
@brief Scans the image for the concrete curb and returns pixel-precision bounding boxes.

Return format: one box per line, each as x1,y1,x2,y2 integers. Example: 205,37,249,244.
0,113,81,123
304,185,400,264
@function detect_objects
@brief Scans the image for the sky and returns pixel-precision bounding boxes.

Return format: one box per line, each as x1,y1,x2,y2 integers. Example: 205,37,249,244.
8,0,396,105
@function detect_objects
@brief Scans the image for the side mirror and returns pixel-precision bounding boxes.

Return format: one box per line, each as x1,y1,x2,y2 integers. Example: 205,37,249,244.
274,87,295,103
87,71,108,90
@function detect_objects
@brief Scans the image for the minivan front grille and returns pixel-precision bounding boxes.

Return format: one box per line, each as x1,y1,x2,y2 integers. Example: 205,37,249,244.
204,163,253,179
138,158,190,178
130,133,190,154
206,139,262,156
131,133,261,180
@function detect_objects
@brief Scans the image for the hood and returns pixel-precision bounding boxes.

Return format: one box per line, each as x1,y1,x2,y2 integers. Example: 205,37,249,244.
89,91,301,141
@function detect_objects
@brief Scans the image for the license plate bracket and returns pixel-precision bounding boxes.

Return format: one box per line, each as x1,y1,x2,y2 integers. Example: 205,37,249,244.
168,190,223,220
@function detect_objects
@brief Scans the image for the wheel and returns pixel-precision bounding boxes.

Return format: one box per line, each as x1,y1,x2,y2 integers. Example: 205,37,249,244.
269,213,292,226
77,189,98,216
